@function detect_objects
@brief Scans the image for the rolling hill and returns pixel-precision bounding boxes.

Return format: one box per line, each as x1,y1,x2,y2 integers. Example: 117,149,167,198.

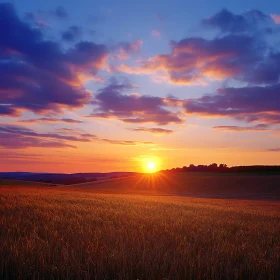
65,172,280,200
0,178,58,187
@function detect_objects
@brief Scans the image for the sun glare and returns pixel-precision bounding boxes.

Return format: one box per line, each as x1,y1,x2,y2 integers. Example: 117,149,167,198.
141,157,160,173
147,162,155,170
146,161,157,173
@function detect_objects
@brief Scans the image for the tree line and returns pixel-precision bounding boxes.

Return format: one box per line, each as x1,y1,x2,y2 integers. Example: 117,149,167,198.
162,164,280,173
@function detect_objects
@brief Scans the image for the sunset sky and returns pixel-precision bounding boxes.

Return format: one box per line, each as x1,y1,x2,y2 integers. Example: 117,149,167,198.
2,0,280,172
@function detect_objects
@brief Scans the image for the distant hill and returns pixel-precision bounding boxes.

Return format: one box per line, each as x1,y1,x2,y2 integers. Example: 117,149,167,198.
0,172,137,185
63,172,280,200
0,178,56,187
2,165,280,186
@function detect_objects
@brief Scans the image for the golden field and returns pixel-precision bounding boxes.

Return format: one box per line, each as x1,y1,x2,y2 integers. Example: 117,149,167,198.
1,174,280,279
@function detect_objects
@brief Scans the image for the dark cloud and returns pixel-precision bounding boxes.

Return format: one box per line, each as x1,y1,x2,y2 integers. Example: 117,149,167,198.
267,148,280,152
0,3,108,116
0,105,20,117
183,84,280,124
19,118,83,124
0,134,76,149
131,127,173,134
0,125,94,142
55,6,68,19
213,124,269,132
235,113,280,124
62,26,82,42
101,139,154,146
0,151,43,160
0,125,77,149
0,124,155,148
90,80,183,125
24,12,35,21
201,9,272,34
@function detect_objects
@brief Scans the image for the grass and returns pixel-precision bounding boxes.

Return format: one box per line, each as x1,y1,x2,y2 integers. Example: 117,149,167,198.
1,183,280,279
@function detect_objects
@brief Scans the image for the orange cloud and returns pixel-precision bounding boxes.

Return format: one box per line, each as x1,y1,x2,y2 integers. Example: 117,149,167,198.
151,29,161,37
271,14,280,24
113,40,142,60
131,127,173,134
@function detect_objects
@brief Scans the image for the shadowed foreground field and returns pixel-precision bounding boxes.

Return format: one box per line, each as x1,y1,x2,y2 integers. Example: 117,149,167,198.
70,172,280,200
1,186,280,279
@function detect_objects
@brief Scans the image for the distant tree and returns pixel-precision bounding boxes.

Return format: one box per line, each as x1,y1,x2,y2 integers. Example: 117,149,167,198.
182,166,188,172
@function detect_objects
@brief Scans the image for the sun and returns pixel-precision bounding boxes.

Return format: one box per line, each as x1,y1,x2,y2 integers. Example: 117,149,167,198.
141,157,160,173
147,162,155,170
146,161,156,173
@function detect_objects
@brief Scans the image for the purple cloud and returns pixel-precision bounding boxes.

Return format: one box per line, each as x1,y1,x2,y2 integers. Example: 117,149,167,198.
0,3,108,116
19,118,83,124
114,9,280,87
0,134,76,149
90,80,183,125
0,125,95,142
57,128,83,133
54,6,68,19
0,124,155,148
0,105,20,117
62,26,82,42
183,84,280,124
114,34,265,85
202,9,272,34
100,139,154,145
131,127,173,134
213,124,269,132
113,40,142,60
0,125,77,149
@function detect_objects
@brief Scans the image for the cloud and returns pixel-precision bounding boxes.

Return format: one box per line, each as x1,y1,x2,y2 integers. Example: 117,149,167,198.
62,26,82,42
271,14,280,24
267,148,280,152
213,124,269,132
24,12,35,21
151,30,161,37
0,105,20,117
202,9,272,34
0,3,108,116
100,139,154,146
0,125,77,149
183,84,280,124
113,9,280,86
54,6,68,19
0,135,76,149
0,125,94,142
235,113,280,124
89,79,183,125
113,40,142,60
19,118,83,124
113,34,265,85
0,124,155,148
131,127,173,134
57,128,83,133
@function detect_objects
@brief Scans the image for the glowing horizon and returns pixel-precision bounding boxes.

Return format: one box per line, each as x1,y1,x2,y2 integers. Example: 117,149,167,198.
1,1,280,172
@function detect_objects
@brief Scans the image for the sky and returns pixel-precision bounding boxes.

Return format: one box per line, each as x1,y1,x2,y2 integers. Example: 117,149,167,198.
2,0,280,173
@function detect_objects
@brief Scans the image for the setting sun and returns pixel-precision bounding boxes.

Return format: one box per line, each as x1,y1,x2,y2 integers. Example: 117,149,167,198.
139,157,160,173
147,162,155,171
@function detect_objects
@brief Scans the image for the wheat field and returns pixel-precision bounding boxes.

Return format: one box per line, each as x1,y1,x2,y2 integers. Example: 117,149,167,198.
1,183,280,280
